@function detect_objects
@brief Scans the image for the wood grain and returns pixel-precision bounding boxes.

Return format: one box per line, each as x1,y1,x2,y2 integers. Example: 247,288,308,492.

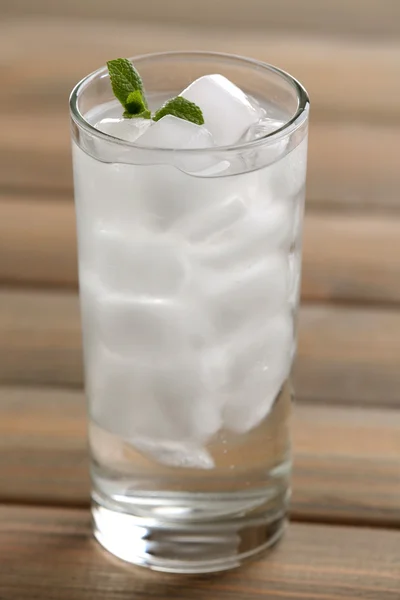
292,404,400,527
0,113,72,194
4,0,400,37
0,289,83,388
302,213,400,303
1,10,398,593
307,122,400,212
0,387,87,506
1,289,400,407
1,19,400,210
1,19,399,212
2,18,400,120
1,504,399,599
1,386,399,527
4,124,400,215
294,304,400,407
0,195,78,288
3,196,400,304
1,115,398,211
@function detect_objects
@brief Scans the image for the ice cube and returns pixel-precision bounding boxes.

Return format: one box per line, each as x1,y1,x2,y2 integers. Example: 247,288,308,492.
193,199,294,270
73,144,191,237
227,312,293,381
89,347,221,467
94,117,153,142
133,162,241,231
261,136,308,198
242,118,286,142
221,312,293,433
86,115,214,166
72,144,148,237
97,296,194,357
205,253,290,335
73,142,236,237
239,118,289,169
84,273,214,359
173,195,247,243
180,75,263,145
133,165,198,230
136,115,214,149
93,228,188,297
222,375,284,434
132,438,215,469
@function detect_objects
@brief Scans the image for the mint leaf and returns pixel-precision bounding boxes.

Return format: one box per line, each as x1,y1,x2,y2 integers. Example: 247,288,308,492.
107,58,148,111
153,96,204,126
123,109,151,119
123,90,151,119
106,58,206,125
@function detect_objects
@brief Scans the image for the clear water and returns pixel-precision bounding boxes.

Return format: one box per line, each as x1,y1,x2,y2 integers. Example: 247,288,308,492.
91,380,291,504
91,382,292,572
73,91,307,571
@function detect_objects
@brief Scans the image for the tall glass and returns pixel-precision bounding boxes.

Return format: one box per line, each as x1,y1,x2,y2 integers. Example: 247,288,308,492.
70,52,309,573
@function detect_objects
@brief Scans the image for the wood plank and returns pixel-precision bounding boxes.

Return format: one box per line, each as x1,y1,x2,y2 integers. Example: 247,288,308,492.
302,213,400,304
4,0,400,38
1,116,398,211
0,114,72,194
306,122,399,212
1,289,400,406
2,19,400,207
1,387,399,527
3,196,400,305
0,195,77,288
1,505,399,599
292,404,400,527
0,290,83,388
0,387,87,506
2,18,400,120
294,304,400,407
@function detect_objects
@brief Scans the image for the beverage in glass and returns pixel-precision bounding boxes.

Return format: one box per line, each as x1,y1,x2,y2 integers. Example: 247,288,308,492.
70,52,309,573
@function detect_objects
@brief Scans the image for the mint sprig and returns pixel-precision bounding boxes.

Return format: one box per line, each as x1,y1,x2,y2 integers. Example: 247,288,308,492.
153,96,204,126
107,58,150,118
107,58,204,125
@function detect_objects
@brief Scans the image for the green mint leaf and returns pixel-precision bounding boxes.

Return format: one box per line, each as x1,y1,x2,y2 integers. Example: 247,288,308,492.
153,96,204,126
107,58,148,111
106,59,206,125
125,90,148,115
123,109,151,119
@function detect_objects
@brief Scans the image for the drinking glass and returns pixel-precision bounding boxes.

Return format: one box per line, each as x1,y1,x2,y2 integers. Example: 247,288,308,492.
70,51,309,573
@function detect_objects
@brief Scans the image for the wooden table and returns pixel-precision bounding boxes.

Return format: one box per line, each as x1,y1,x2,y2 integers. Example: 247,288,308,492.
1,12,400,599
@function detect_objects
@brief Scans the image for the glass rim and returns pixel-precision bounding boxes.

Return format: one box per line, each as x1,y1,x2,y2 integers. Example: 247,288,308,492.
69,50,310,154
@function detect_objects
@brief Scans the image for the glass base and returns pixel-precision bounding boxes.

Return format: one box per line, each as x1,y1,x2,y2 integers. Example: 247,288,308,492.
92,495,287,573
